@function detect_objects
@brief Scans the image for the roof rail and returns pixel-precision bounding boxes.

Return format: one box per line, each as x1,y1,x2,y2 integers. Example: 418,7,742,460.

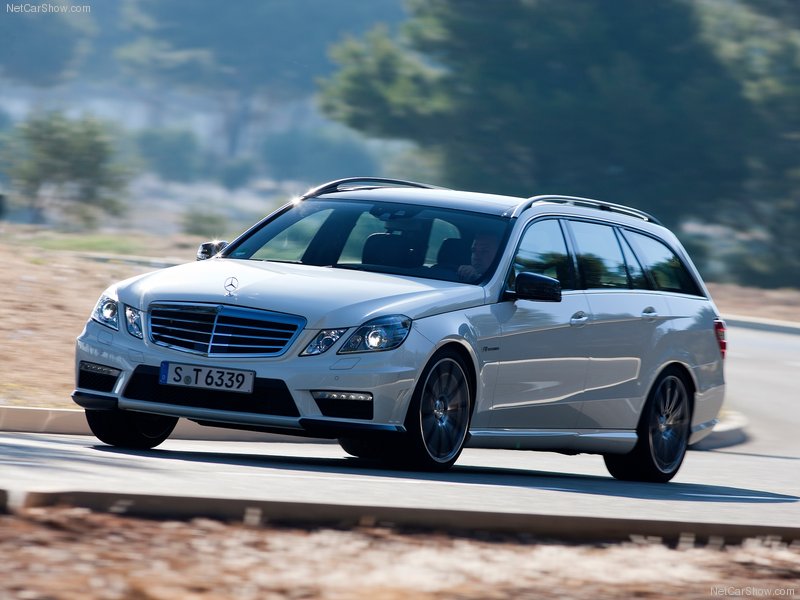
517,194,663,225
301,177,449,198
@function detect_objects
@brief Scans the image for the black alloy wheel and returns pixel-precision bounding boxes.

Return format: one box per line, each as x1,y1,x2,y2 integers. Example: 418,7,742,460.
401,349,472,471
604,368,691,483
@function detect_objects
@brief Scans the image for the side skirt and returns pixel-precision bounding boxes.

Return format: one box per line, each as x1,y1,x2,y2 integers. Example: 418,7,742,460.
467,429,637,455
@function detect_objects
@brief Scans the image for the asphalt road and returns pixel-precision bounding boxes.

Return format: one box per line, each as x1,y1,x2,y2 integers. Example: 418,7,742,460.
2,326,798,530
723,326,800,456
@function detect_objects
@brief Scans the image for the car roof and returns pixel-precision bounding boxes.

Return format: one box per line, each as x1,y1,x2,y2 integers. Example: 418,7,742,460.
303,178,662,225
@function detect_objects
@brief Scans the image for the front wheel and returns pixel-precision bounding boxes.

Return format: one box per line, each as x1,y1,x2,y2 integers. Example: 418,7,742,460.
399,349,473,471
86,409,177,450
604,369,691,483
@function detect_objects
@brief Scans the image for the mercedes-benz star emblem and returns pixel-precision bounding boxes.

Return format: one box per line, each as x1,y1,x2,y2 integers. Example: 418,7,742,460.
224,276,239,295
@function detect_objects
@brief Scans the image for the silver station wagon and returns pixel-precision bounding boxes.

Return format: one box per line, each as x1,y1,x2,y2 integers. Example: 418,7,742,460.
74,177,726,482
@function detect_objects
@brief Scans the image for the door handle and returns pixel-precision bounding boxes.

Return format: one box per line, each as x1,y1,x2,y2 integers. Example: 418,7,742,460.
570,311,589,327
641,307,659,321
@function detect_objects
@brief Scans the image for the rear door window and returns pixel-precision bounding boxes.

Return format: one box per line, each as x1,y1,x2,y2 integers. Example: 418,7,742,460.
569,221,629,289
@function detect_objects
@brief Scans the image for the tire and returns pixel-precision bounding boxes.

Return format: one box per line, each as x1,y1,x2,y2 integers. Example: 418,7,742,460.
86,409,177,450
398,348,473,471
604,368,692,483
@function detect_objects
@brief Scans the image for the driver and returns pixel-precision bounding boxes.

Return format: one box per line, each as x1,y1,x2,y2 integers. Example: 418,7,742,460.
458,233,500,283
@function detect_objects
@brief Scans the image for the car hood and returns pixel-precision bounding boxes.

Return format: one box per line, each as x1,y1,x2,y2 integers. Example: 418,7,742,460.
116,259,486,329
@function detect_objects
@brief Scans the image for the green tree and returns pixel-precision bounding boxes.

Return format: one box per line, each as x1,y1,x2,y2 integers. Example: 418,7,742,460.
693,0,800,285
1,112,129,227
320,0,768,227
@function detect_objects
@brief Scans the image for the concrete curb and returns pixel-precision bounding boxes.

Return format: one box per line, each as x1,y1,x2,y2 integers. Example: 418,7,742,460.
0,407,327,443
690,411,749,451
19,489,800,544
0,407,89,436
723,314,800,336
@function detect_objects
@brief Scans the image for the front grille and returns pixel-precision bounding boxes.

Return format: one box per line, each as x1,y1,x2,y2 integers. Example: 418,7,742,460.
148,303,305,357
123,366,299,417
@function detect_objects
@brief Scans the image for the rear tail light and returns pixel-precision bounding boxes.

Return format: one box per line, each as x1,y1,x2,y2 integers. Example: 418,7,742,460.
714,319,727,359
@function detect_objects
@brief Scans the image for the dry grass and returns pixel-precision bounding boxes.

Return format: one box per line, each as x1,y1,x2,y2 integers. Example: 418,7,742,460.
0,226,202,408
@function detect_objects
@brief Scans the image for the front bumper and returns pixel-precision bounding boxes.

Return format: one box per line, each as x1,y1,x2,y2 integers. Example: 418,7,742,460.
74,319,428,438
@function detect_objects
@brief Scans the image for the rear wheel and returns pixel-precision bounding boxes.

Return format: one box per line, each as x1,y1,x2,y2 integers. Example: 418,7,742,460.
86,409,177,450
399,349,472,471
604,368,691,483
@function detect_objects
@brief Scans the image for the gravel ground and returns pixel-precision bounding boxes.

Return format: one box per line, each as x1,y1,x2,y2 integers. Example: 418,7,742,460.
0,508,798,600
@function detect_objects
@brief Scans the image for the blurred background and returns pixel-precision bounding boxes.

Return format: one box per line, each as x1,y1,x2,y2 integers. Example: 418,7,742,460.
0,0,798,288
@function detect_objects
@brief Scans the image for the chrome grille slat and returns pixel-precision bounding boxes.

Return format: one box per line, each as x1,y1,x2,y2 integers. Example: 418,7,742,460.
151,316,215,327
212,338,284,344
216,330,292,339
214,333,286,347
211,344,283,354
214,323,294,334
148,303,306,357
213,323,295,334
152,325,214,338
154,333,211,346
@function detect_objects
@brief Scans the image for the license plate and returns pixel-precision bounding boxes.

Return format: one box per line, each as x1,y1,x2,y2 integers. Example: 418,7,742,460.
159,362,255,394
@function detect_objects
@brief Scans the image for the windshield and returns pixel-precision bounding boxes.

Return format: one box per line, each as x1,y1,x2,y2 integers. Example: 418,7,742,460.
225,199,510,284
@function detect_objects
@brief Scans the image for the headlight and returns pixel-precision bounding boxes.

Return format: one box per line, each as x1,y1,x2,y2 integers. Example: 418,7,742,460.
339,315,411,354
301,329,348,356
125,306,144,339
91,294,119,330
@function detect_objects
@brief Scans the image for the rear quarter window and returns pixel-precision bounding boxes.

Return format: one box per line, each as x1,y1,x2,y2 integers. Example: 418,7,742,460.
625,230,703,296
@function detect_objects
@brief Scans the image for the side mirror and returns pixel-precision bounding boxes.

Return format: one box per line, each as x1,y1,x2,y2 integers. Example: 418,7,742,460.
515,272,561,302
196,240,229,261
